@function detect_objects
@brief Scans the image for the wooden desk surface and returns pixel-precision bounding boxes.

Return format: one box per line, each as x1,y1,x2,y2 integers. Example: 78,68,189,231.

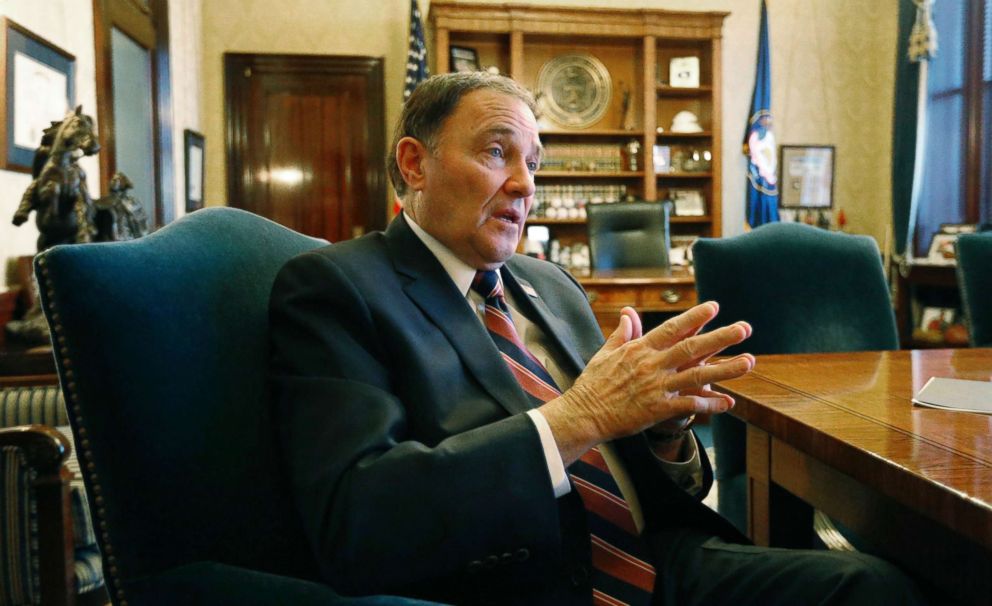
715,349,992,604
574,266,694,286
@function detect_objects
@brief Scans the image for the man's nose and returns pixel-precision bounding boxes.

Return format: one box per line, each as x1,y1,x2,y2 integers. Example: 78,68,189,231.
504,159,536,198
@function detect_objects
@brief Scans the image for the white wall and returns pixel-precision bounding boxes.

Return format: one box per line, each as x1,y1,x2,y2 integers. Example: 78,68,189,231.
0,0,99,290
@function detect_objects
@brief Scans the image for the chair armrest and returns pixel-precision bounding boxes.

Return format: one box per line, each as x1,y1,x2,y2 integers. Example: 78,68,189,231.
0,424,75,605
0,424,70,470
124,561,450,606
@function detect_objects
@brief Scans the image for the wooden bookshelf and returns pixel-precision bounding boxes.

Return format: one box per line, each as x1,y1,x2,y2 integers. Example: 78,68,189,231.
430,2,727,278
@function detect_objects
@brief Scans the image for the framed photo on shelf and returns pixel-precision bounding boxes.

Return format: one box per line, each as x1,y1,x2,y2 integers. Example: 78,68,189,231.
184,129,205,212
926,232,958,264
779,145,835,209
1,18,76,172
669,56,700,88
449,46,480,73
668,189,706,217
653,145,671,173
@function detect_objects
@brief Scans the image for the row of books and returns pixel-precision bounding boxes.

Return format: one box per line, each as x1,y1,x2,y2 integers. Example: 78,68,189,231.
541,144,625,172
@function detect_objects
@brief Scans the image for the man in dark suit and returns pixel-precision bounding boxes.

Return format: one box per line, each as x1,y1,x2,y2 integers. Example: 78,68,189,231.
269,72,924,605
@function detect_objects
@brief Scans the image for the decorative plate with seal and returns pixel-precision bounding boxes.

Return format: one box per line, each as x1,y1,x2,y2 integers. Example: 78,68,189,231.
536,54,612,129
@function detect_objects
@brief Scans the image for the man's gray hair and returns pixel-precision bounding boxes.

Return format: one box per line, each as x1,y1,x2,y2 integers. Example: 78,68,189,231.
388,72,537,197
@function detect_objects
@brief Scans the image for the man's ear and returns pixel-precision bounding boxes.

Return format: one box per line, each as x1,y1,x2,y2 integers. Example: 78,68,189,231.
395,137,429,192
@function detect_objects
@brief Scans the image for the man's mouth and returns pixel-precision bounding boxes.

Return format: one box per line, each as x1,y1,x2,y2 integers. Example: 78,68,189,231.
493,208,522,225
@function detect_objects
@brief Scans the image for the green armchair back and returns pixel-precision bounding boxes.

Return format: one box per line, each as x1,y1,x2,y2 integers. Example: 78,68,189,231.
35,207,442,605
692,222,898,534
956,232,992,347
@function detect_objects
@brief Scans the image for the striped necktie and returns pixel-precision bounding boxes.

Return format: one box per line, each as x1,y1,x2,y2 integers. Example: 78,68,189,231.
471,270,655,606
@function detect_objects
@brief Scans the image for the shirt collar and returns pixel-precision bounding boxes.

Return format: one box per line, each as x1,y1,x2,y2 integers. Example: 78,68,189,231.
405,213,482,297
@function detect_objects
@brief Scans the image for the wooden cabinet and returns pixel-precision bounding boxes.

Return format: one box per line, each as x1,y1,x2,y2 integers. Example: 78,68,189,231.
892,262,968,349
578,267,696,335
429,3,727,274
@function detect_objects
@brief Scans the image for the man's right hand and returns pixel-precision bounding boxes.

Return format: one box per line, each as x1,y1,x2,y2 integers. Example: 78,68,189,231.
540,302,754,467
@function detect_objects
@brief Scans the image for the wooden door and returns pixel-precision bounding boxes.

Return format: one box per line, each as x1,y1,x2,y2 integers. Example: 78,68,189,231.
93,0,174,227
225,54,386,242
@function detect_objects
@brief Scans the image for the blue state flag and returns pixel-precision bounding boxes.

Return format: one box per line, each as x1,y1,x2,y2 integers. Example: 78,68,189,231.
403,0,430,102
743,0,779,227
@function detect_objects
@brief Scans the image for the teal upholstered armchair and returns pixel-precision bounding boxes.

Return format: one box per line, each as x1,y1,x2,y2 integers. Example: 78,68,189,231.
693,222,899,540
0,384,106,606
956,231,992,347
33,208,443,606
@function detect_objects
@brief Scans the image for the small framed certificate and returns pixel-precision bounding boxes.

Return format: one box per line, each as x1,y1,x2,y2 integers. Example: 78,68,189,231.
779,145,835,209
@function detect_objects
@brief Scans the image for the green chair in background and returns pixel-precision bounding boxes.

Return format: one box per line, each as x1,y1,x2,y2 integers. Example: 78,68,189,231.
956,231,992,347
34,207,443,606
693,222,899,541
587,201,672,270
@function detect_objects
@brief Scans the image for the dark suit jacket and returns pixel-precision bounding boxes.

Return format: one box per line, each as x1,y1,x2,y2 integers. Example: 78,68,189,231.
269,214,742,605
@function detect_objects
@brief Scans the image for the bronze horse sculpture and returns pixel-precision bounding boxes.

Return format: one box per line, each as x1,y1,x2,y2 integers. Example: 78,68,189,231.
12,105,101,251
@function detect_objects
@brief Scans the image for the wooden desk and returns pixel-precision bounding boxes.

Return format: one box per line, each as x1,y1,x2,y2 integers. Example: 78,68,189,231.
576,267,696,334
715,349,992,605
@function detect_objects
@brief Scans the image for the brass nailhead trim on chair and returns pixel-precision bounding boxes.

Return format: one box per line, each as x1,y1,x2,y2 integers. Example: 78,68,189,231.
37,260,128,604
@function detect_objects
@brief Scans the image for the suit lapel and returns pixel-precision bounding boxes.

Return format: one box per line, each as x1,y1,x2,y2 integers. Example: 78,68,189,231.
502,264,586,377
385,216,533,416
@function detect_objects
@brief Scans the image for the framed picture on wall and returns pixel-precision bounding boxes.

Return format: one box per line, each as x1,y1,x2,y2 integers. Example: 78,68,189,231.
184,129,205,212
779,145,835,209
1,18,76,172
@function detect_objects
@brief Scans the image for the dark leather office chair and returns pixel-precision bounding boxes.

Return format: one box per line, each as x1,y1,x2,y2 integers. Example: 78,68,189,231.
34,208,442,606
587,201,671,270
956,231,992,347
693,222,898,541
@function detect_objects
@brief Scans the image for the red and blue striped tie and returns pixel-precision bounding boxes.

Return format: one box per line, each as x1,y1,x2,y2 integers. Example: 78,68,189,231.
471,270,655,605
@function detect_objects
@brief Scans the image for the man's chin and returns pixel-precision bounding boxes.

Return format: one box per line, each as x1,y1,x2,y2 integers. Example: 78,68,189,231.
472,241,519,269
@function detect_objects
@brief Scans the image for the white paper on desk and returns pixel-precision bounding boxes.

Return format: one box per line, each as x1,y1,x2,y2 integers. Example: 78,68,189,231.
912,377,992,414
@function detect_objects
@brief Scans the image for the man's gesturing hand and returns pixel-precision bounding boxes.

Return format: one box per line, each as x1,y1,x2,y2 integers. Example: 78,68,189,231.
540,302,754,466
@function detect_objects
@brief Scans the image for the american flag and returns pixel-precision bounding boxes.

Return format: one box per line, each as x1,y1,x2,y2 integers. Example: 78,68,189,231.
403,0,429,102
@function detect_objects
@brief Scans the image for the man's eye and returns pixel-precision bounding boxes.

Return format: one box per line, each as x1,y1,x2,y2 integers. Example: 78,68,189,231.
527,161,540,172
488,148,504,158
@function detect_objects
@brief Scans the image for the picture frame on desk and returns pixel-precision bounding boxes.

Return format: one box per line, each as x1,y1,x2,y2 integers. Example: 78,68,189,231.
919,306,955,333
926,232,958,265
449,46,480,73
0,18,76,172
779,145,834,209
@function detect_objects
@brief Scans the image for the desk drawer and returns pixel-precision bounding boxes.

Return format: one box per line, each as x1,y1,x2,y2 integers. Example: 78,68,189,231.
585,287,641,308
585,283,696,312
636,283,696,311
